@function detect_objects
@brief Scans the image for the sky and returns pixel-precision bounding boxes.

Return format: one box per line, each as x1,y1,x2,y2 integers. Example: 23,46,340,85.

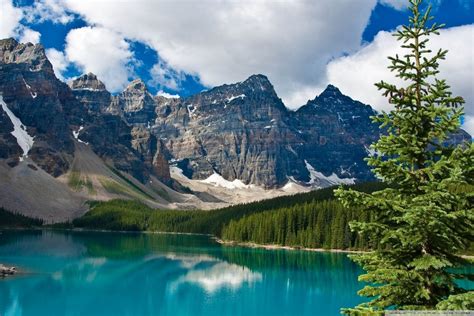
1,0,473,134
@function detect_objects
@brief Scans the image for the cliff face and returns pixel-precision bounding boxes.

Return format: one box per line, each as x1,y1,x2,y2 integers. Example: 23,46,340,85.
0,39,75,176
0,39,169,183
153,74,307,187
151,76,383,188
0,37,471,204
291,85,381,183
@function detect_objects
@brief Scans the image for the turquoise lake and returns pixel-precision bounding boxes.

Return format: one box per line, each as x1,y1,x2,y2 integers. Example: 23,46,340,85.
0,230,366,315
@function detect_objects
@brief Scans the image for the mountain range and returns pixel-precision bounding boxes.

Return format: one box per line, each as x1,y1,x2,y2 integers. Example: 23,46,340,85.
0,38,470,222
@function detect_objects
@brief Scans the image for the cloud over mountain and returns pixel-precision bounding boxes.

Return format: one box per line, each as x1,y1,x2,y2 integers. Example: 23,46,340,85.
326,24,474,134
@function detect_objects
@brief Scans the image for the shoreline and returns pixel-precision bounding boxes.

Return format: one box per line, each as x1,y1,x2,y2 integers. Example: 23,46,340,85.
214,238,369,254
4,228,472,258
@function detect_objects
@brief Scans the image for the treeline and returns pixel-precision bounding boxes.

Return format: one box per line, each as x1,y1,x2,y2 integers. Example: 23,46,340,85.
221,200,373,250
0,208,43,228
73,200,203,232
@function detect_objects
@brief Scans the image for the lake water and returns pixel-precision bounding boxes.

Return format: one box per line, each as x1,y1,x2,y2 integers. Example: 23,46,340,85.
0,230,366,315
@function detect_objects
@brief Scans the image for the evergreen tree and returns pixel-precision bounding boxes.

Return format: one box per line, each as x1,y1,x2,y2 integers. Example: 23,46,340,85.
335,0,474,313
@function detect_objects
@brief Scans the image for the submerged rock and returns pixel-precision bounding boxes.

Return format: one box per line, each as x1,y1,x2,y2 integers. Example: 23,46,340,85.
0,264,16,277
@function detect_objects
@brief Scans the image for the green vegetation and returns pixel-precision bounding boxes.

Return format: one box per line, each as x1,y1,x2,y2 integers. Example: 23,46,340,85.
222,200,372,250
0,208,43,228
73,199,203,232
68,171,95,195
335,0,474,313
106,165,155,200
72,182,386,238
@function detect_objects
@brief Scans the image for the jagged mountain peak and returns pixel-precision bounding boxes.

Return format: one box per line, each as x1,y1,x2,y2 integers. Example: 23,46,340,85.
319,84,342,97
0,37,53,74
241,73,274,91
70,73,107,91
125,78,148,93
0,38,20,50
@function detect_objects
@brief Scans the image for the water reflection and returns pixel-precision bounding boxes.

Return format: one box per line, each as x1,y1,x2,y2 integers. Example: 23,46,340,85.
0,230,368,316
172,262,262,293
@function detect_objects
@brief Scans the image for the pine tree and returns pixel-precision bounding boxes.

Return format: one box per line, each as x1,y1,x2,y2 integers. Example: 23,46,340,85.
335,0,474,313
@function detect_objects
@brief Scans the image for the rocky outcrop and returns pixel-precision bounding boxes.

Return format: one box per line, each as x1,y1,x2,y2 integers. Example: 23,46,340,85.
0,38,75,176
153,74,307,187
69,73,170,183
0,39,165,183
153,140,171,183
0,37,470,195
151,76,380,187
291,84,380,182
109,79,157,125
69,73,111,114
0,38,54,74
0,264,16,277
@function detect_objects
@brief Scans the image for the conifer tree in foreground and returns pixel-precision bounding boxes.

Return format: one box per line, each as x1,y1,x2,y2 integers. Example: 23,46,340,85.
335,0,474,313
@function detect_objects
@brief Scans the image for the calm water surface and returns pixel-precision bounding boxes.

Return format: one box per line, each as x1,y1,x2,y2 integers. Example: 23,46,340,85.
0,230,365,316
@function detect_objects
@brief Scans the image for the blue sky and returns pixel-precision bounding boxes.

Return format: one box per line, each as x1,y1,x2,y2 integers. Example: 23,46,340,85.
1,0,473,133
4,0,471,96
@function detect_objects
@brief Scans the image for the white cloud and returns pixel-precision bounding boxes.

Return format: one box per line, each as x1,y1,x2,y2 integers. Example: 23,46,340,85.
46,48,68,80
17,27,41,44
0,0,42,45
149,60,184,91
22,0,74,25
379,0,409,10
61,0,377,107
326,24,474,135
157,90,180,99
65,26,133,92
0,0,23,39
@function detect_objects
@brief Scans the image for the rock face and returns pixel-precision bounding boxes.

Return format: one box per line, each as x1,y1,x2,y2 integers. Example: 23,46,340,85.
291,85,380,183
153,75,306,187
0,37,471,199
152,76,382,187
69,74,169,183
0,38,168,183
110,79,157,125
0,38,75,176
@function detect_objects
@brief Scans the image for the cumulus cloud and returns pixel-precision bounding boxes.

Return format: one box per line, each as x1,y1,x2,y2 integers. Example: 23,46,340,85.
65,26,133,92
149,60,184,91
61,0,377,107
15,26,41,44
0,0,41,44
157,90,180,99
378,0,410,10
46,48,68,80
22,0,75,25
326,24,474,135
0,0,22,38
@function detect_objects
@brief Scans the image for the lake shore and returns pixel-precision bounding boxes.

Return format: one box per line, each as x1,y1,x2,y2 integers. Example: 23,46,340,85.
215,238,369,254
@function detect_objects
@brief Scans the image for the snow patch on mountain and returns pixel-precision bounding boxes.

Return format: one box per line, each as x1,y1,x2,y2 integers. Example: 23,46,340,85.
73,126,88,144
200,172,249,189
1,95,34,160
226,94,246,103
304,160,355,187
23,78,37,98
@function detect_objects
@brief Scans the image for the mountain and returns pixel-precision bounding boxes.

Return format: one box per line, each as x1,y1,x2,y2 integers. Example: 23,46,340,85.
152,77,382,188
0,38,471,220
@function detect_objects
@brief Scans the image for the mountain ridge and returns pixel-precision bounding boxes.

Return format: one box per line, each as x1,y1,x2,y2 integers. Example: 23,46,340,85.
0,38,471,220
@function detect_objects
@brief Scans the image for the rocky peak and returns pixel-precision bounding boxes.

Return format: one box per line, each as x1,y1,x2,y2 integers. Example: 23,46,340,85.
125,79,148,93
238,74,279,97
0,38,53,74
319,84,342,98
69,73,107,91
301,84,372,115
110,78,156,124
